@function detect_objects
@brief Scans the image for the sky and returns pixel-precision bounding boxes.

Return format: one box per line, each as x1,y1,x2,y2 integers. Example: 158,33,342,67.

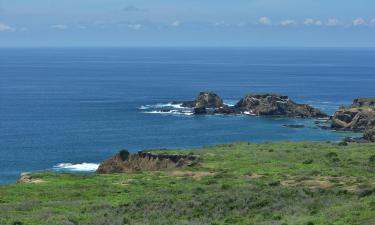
0,0,375,47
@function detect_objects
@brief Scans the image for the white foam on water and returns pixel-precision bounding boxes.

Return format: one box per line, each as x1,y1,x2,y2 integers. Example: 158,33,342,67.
139,103,186,110
143,110,193,116
243,111,256,116
53,163,99,172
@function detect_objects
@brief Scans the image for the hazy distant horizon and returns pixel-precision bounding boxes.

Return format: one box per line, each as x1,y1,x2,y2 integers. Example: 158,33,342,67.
1,0,375,47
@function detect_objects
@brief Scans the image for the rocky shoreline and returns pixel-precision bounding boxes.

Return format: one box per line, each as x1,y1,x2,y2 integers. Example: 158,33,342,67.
169,91,375,142
330,98,375,142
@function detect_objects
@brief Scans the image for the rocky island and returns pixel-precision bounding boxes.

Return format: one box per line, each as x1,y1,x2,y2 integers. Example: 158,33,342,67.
175,91,328,118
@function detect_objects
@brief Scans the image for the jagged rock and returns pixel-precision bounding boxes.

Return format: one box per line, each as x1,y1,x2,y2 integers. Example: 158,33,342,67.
178,101,196,108
214,105,238,114
194,106,207,115
234,93,327,118
195,91,223,108
96,150,199,174
173,92,223,113
18,173,44,184
332,109,375,131
330,98,375,142
351,98,375,108
364,128,375,142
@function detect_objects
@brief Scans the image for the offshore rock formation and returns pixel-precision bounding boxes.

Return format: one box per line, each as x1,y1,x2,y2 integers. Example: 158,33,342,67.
96,150,199,174
175,91,224,109
331,98,375,142
234,93,328,118
174,92,327,118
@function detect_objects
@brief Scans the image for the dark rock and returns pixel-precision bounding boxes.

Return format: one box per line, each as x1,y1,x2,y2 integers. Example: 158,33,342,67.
234,93,327,118
351,98,375,108
214,105,238,114
282,124,305,128
364,128,375,142
330,98,375,142
96,150,199,174
194,106,207,115
179,101,197,108
195,91,223,108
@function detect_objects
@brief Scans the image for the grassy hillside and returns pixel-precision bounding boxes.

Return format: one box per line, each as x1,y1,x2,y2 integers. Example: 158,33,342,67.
1,142,375,225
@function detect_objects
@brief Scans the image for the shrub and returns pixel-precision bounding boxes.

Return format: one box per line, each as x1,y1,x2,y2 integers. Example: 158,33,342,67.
303,159,314,164
338,141,348,146
11,222,23,225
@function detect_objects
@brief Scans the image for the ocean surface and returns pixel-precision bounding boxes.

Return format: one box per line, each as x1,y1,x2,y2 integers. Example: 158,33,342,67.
1,47,374,184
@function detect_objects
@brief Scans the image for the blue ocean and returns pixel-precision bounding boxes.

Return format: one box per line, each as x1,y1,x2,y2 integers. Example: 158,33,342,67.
1,48,374,184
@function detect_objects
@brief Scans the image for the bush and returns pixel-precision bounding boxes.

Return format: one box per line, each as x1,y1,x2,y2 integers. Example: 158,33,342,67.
338,141,348,146
303,159,314,164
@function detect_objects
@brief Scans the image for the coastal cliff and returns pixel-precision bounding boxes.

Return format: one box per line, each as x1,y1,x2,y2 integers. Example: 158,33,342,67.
331,98,375,141
96,150,199,173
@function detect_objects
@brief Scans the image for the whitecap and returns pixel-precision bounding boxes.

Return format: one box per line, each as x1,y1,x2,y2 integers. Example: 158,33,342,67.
139,103,186,110
53,163,99,172
143,110,193,116
154,103,185,109
243,111,256,116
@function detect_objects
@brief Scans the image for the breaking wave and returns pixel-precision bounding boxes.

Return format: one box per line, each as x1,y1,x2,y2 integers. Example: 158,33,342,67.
53,163,99,172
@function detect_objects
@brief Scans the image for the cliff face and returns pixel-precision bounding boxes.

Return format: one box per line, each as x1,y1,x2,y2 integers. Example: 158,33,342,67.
234,94,328,118
96,150,199,174
331,98,375,142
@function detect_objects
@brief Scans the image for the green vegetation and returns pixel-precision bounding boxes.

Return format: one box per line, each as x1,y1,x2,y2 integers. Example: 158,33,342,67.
1,142,375,225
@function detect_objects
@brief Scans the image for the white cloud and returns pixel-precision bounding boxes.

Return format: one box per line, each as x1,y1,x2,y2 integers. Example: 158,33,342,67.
280,20,295,27
171,20,181,27
259,17,272,25
0,23,15,32
127,24,142,30
352,18,366,26
326,18,340,26
304,18,322,26
51,24,68,30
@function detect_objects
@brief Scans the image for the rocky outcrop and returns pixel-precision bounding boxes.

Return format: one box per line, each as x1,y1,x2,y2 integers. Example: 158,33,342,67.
331,109,375,132
18,173,44,184
194,106,207,115
364,128,375,142
234,94,328,118
352,98,375,108
330,98,375,142
171,92,327,118
174,92,224,109
195,91,223,108
96,150,199,174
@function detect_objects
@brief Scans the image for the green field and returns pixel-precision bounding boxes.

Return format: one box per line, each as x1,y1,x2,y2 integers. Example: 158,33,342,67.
1,142,375,225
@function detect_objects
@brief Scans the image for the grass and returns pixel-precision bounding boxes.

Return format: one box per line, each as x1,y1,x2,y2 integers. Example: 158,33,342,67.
1,142,375,225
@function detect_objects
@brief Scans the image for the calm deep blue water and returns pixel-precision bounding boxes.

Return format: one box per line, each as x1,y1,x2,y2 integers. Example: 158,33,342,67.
1,48,374,184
